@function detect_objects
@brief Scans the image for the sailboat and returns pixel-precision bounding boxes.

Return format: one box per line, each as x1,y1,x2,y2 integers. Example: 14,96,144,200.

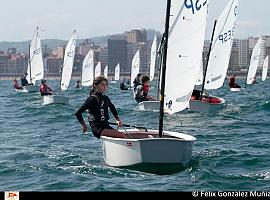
43,30,76,105
130,50,140,88
94,61,101,77
150,34,157,81
138,37,162,111
23,27,44,92
136,35,159,110
110,63,120,83
262,55,269,82
104,65,108,79
189,0,238,113
100,0,208,171
81,49,94,87
246,37,263,85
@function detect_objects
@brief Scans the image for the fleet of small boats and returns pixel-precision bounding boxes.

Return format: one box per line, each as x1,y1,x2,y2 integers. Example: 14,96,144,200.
11,0,269,175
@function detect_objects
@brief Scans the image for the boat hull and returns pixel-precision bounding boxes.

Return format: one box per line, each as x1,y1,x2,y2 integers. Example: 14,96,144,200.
22,85,39,93
189,96,225,113
42,95,69,105
230,87,241,92
138,101,159,111
101,129,196,167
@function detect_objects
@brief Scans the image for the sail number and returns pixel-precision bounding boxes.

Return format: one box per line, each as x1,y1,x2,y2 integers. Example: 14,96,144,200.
67,51,75,57
219,27,235,44
184,0,207,14
33,48,41,55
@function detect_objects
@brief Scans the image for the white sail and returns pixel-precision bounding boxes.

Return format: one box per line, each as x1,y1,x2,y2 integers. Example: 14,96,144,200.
262,55,268,81
114,63,120,81
104,65,108,78
60,30,76,90
26,27,44,85
195,58,204,86
150,34,157,81
164,0,208,114
81,49,94,87
205,0,238,90
95,62,101,77
130,50,140,87
246,37,262,84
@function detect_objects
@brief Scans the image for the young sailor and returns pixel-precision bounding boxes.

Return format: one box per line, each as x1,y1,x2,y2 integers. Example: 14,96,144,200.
134,75,154,103
229,75,241,88
75,76,126,139
39,79,53,96
13,79,23,90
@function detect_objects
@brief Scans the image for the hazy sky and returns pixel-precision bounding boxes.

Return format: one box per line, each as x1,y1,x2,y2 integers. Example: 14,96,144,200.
0,0,269,41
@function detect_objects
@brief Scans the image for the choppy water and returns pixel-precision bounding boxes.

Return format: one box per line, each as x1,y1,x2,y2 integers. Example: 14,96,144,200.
0,78,270,191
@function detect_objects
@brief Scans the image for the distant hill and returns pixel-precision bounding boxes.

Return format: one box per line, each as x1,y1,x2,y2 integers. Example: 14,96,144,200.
0,29,161,53
0,39,67,54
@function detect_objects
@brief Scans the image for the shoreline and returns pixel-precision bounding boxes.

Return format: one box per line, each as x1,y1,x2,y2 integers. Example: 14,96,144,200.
0,75,128,81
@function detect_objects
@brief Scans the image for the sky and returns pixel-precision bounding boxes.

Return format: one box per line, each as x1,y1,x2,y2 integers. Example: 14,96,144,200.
0,0,269,41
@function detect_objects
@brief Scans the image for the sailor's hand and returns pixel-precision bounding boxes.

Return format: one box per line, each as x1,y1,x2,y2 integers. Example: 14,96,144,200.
116,120,123,127
81,122,88,133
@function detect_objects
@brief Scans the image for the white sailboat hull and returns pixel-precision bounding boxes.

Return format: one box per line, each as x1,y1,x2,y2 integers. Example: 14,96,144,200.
101,129,196,167
22,85,39,93
110,80,117,84
230,87,241,92
138,101,159,112
189,96,225,113
42,95,69,105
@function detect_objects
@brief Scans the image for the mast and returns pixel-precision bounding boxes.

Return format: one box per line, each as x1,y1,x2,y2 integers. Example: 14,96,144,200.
200,20,217,100
158,0,171,138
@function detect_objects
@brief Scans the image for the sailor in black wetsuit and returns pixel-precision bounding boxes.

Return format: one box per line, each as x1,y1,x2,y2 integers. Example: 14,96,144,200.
75,76,126,139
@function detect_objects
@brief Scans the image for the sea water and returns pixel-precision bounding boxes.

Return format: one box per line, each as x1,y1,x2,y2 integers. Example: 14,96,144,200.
0,78,269,191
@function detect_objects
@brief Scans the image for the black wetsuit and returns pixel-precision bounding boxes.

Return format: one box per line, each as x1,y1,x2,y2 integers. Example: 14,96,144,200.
75,92,119,139
120,82,128,90
21,77,29,86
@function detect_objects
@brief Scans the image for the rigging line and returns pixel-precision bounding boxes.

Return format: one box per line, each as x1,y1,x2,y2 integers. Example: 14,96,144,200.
176,113,183,127
121,126,132,139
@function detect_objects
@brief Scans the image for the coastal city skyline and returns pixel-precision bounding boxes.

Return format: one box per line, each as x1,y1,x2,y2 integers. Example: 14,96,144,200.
0,28,269,78
0,0,269,42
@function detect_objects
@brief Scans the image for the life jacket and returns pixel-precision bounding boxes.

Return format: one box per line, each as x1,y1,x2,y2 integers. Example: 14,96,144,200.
13,82,21,89
143,84,149,96
40,84,52,96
